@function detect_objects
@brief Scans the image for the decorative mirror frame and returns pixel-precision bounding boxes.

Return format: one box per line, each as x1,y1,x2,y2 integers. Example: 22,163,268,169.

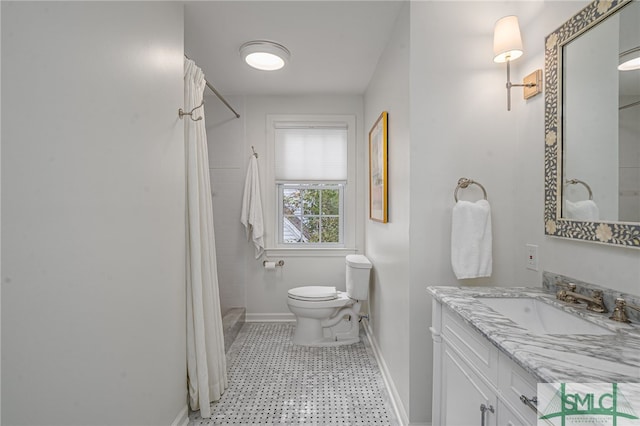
544,0,640,248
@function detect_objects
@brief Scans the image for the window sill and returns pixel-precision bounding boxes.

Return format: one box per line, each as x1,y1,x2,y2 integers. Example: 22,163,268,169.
264,247,358,258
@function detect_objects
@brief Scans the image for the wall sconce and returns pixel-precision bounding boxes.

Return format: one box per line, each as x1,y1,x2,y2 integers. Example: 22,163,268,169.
493,16,542,111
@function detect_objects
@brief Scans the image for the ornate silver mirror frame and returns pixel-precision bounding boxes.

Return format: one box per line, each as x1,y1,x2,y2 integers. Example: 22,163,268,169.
544,0,640,248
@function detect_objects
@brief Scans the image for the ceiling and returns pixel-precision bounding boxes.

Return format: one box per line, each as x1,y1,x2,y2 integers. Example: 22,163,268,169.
184,1,404,97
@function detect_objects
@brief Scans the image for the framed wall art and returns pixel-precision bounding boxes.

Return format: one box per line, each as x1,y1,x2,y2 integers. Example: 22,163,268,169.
369,111,388,223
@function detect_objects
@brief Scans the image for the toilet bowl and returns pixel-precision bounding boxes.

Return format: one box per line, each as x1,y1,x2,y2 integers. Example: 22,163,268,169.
287,255,372,346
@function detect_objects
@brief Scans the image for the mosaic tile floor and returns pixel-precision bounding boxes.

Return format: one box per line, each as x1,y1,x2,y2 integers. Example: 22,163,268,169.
189,322,399,425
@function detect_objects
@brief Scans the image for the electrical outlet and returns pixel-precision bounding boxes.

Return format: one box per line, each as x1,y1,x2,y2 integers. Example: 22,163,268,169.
526,244,538,271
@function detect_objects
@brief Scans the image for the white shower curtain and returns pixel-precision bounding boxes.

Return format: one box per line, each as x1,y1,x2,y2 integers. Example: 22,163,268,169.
184,58,227,418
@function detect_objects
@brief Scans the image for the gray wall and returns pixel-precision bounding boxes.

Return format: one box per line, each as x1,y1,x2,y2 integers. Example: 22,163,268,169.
1,3,187,425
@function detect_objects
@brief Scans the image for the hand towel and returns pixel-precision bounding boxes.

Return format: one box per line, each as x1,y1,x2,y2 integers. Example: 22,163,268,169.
451,199,492,279
564,200,599,221
240,156,264,259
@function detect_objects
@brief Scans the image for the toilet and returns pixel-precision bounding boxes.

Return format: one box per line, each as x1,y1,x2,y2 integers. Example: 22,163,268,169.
287,254,372,346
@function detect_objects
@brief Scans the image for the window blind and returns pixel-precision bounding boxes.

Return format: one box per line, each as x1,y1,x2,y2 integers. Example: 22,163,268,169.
274,127,347,181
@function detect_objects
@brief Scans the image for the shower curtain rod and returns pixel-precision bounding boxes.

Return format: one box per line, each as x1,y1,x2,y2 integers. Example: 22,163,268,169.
185,54,240,119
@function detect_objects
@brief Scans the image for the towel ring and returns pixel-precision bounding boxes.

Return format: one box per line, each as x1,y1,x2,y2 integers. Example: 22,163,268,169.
454,177,487,202
565,179,593,200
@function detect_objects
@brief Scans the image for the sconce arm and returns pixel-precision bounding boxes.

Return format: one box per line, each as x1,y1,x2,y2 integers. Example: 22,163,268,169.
504,60,539,110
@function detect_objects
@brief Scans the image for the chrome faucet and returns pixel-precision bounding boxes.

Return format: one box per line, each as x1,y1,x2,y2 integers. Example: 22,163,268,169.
556,282,608,313
609,298,640,323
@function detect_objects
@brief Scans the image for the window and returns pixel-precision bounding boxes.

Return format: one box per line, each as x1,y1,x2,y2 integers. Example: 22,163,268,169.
279,183,344,245
273,122,349,247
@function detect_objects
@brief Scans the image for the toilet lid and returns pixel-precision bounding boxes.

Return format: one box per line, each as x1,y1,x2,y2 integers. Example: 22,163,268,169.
288,286,338,301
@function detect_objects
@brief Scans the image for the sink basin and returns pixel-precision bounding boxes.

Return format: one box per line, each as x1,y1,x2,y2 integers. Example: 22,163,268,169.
478,297,614,335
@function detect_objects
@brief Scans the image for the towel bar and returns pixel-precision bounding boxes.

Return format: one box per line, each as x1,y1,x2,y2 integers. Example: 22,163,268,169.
454,177,487,202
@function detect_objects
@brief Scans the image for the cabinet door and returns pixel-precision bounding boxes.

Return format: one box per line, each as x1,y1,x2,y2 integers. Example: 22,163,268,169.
497,400,534,426
442,342,497,426
498,352,538,425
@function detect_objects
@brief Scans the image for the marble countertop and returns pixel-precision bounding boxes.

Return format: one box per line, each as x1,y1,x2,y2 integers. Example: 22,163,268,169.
427,286,640,384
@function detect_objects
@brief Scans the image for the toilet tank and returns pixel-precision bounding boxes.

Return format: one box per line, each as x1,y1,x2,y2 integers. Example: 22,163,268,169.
345,254,372,300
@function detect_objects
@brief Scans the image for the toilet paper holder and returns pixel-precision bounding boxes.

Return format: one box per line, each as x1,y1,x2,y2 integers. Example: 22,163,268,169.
263,260,285,267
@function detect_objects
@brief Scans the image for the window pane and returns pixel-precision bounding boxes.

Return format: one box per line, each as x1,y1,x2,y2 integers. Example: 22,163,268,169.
302,217,320,243
302,189,320,215
321,217,340,243
321,189,339,215
283,216,304,243
283,188,301,215
278,183,343,246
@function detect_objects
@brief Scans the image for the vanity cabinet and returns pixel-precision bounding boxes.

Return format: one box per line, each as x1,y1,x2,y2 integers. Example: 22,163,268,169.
431,300,538,426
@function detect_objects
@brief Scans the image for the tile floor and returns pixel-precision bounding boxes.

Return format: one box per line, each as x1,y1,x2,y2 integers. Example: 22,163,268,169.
189,322,399,425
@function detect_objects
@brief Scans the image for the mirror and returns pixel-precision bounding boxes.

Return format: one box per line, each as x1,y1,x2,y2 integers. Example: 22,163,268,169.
544,0,640,248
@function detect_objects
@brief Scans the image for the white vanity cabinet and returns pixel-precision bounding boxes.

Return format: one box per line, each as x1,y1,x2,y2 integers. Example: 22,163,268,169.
431,300,538,426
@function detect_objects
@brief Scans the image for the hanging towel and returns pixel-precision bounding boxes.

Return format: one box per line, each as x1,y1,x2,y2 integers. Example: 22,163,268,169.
451,199,492,279
565,200,599,221
241,155,265,259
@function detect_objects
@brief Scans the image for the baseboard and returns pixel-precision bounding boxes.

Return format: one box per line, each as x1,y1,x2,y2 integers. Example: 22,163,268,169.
362,320,410,426
171,404,189,426
246,313,296,322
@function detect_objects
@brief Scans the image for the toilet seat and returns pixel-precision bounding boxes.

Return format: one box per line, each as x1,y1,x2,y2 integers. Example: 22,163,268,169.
288,286,338,301
287,288,352,309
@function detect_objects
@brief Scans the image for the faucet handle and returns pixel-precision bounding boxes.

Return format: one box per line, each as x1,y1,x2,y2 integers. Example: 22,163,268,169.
610,298,631,323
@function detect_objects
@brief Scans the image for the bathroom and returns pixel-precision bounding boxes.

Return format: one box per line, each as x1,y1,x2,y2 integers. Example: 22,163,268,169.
2,1,639,426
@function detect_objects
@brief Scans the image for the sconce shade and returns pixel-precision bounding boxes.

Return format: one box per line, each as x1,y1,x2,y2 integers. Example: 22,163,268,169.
493,16,524,63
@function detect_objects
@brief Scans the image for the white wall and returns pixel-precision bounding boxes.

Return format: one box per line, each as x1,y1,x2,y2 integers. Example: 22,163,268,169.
1,3,187,425
380,2,639,424
205,95,248,313
409,2,535,422
363,3,411,423
203,95,365,319
516,1,640,296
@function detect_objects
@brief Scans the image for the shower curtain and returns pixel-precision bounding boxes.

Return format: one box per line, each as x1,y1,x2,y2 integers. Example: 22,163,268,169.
184,58,227,418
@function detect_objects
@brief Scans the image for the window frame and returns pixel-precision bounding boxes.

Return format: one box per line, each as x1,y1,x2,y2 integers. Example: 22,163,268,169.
265,114,357,254
277,182,345,247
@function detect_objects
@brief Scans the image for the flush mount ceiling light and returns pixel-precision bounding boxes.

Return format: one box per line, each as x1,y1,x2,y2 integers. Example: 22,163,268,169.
239,40,290,71
619,46,640,71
